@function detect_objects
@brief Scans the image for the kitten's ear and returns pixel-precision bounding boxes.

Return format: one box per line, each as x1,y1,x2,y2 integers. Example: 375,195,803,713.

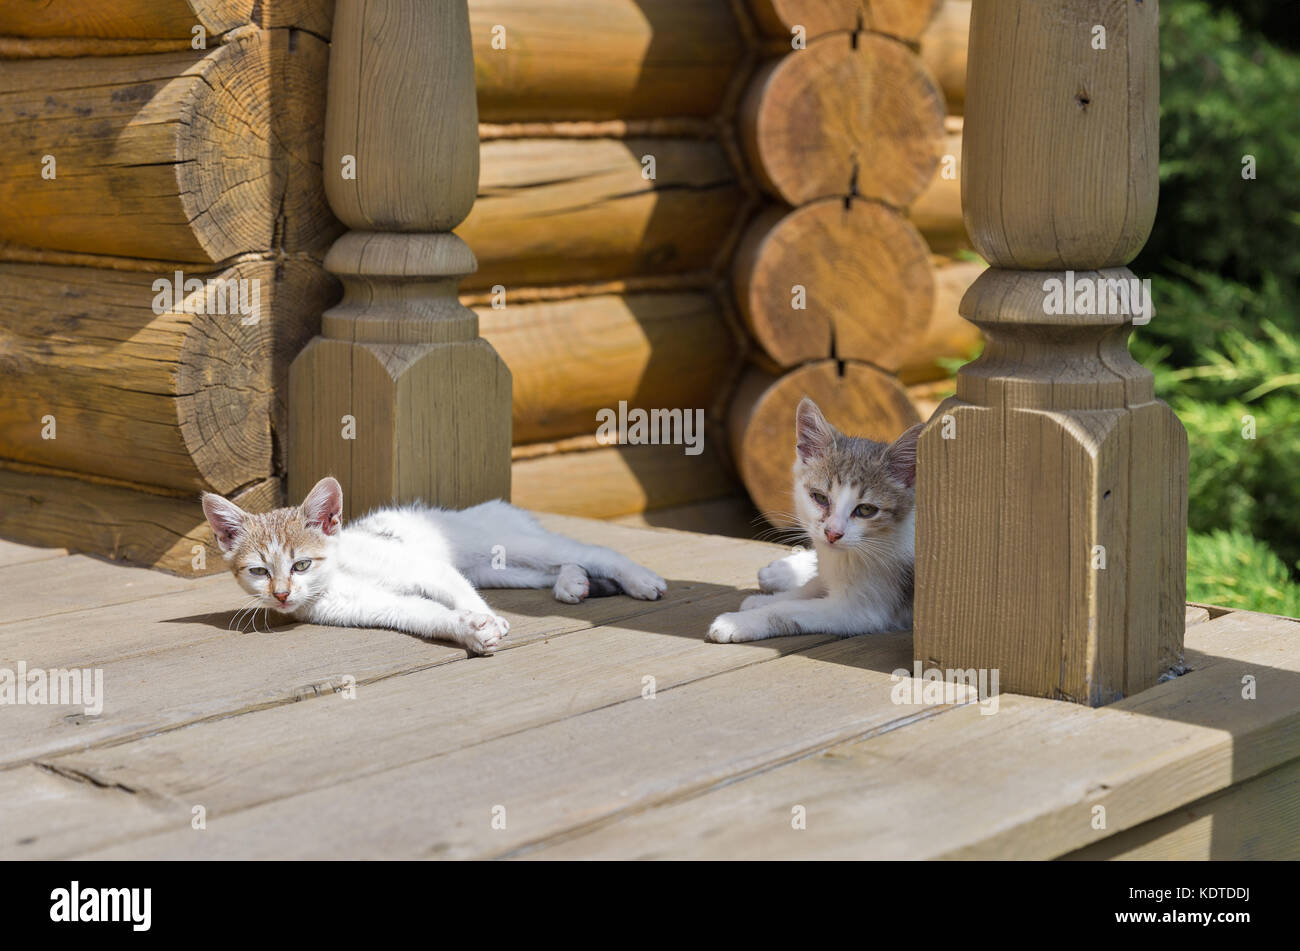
795,397,837,464
202,493,247,553
885,423,924,488
300,477,343,536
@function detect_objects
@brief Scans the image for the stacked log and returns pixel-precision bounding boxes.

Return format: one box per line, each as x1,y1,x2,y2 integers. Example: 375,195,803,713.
911,0,972,250
457,0,753,518
726,2,979,525
0,4,338,573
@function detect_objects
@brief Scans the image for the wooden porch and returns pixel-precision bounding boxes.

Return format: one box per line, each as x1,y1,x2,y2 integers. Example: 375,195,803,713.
3,516,1297,861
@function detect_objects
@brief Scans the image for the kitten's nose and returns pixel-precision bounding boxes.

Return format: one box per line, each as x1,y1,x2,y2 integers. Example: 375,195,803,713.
824,527,843,544
273,591,290,604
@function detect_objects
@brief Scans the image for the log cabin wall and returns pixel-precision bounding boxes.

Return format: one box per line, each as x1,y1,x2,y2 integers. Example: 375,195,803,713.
0,1,341,573
0,0,983,570
457,0,755,518
725,0,985,525
463,0,986,527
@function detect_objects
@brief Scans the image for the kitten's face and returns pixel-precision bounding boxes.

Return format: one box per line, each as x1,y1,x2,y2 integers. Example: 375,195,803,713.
202,477,343,613
791,399,921,555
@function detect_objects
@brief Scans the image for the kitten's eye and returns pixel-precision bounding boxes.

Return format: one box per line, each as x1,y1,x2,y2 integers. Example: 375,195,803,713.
248,566,269,577
292,559,312,573
810,490,829,507
853,503,880,518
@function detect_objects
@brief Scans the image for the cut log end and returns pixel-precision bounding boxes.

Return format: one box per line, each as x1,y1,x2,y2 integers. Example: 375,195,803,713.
741,32,946,207
0,27,336,263
733,199,935,372
749,0,943,42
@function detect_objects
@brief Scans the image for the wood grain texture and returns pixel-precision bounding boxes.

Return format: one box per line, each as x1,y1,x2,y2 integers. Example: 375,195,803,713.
469,0,743,121
729,362,920,523
478,292,738,445
897,255,984,384
0,257,333,494
748,0,941,42
1063,757,1300,860
919,0,969,114
0,510,1290,859
511,443,736,518
457,138,743,289
740,32,946,207
0,26,336,263
0,0,333,39
961,0,1159,268
324,1,478,232
0,466,278,576
0,516,788,779
292,1,513,519
915,268,1187,704
733,199,934,371
64,635,938,859
909,119,967,251
525,611,1300,859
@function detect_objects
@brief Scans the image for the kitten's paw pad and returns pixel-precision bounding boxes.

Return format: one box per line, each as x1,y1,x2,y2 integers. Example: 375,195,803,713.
553,575,589,604
619,565,667,601
740,593,775,611
758,560,797,593
707,613,753,644
456,611,510,655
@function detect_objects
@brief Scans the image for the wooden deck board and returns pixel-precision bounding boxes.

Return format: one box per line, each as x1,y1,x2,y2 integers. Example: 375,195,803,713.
523,612,1300,860
0,538,66,569
0,552,208,625
0,517,1295,860
0,517,784,773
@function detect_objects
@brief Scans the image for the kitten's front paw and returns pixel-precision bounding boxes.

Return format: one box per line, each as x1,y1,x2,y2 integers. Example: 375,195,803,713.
707,612,760,644
455,610,510,655
553,567,589,604
757,561,795,593
617,564,668,601
740,593,775,611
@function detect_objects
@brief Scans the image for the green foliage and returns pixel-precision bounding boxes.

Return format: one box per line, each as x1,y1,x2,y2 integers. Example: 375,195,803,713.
1173,394,1300,575
1129,1,1300,613
1134,1,1300,287
1187,530,1300,617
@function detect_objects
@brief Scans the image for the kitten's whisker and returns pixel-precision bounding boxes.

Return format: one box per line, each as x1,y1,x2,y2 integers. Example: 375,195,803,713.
229,597,260,633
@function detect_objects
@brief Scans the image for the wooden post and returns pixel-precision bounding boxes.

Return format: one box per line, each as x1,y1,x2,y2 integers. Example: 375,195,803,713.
288,0,511,519
914,0,1188,705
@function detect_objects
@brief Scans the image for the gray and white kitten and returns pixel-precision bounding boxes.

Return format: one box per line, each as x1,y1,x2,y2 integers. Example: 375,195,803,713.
203,478,667,655
708,398,922,643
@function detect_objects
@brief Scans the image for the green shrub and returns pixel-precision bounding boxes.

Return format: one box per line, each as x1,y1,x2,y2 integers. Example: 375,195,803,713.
1187,530,1300,616
1137,2,1300,287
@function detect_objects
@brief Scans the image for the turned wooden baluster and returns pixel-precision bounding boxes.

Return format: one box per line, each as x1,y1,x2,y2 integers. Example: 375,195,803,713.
914,0,1188,705
288,0,512,519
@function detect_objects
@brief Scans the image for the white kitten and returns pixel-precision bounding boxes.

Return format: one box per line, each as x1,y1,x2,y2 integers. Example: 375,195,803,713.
708,398,921,643
203,478,667,655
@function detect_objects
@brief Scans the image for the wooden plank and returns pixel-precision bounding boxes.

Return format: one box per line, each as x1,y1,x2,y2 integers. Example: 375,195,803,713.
1062,757,1300,860
61,633,946,859
0,554,206,626
469,0,743,121
522,612,1300,859
609,496,761,540
0,517,784,770
0,467,278,577
16,598,834,857
0,0,333,40
512,443,737,518
460,138,741,290
0,539,66,569
478,292,737,445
